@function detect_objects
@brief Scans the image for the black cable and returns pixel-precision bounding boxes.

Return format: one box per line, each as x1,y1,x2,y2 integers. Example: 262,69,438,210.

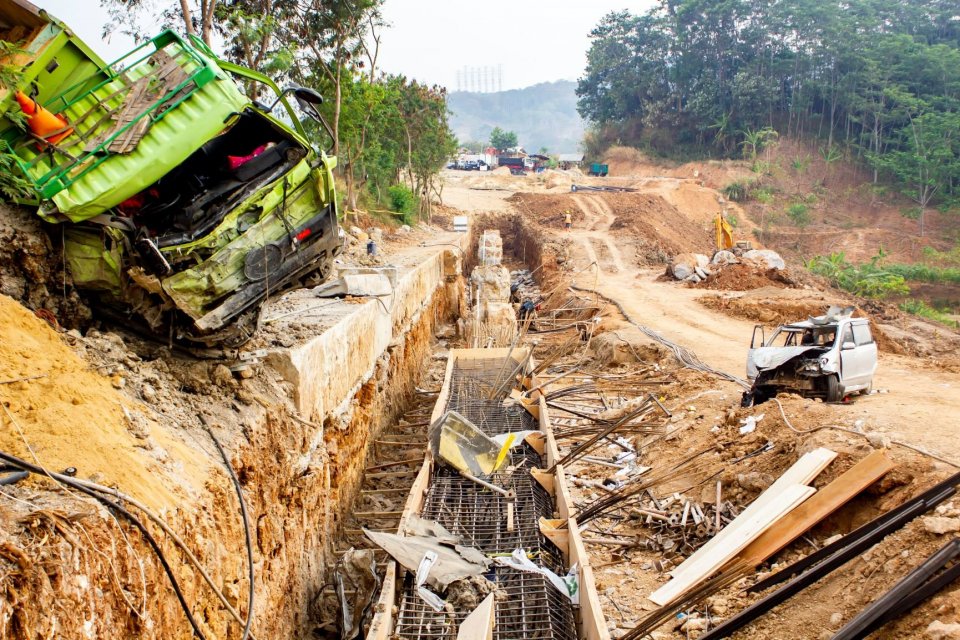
200,417,255,640
0,470,28,485
0,450,208,640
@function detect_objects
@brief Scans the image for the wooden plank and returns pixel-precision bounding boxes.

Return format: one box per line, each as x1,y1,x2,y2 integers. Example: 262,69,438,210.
541,393,609,640
668,447,836,580
568,515,612,640
457,593,495,640
530,467,555,496
366,454,432,640
540,395,561,473
728,450,895,570
650,483,815,606
538,517,570,561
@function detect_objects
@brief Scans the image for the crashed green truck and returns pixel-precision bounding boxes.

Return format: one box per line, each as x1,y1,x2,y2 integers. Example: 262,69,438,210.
0,0,342,347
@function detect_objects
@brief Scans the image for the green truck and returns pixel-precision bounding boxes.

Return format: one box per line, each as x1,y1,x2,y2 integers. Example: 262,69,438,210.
0,0,341,347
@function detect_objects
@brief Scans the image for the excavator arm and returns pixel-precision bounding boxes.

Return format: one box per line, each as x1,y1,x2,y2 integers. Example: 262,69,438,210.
715,212,735,250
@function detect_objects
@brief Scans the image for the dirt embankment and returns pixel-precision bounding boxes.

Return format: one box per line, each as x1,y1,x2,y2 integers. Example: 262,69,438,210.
0,203,90,327
0,199,463,639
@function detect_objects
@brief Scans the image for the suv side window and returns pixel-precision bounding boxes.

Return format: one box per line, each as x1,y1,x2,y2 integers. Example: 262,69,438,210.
853,324,873,346
840,326,855,346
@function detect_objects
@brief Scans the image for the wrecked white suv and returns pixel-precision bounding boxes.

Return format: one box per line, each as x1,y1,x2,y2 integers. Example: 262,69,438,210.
742,307,878,406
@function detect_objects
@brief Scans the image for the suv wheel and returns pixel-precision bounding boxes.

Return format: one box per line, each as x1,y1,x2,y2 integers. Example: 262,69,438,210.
824,374,841,402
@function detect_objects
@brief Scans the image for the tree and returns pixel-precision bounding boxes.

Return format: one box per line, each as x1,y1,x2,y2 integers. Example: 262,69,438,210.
575,0,960,208
489,127,518,152
101,0,385,150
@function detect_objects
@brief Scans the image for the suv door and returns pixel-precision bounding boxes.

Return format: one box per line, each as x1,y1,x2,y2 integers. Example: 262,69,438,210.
838,322,877,388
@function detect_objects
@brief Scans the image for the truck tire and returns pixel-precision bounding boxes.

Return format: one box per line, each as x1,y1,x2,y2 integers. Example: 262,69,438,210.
825,374,841,402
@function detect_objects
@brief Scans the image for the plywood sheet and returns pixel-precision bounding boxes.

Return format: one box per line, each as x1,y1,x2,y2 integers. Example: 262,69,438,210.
731,450,894,569
650,483,815,606
668,447,836,580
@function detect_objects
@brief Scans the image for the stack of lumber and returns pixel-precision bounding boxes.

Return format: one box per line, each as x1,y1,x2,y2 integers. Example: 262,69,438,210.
649,447,837,606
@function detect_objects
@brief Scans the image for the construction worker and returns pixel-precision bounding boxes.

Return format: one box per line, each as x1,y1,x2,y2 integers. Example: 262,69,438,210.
564,211,572,231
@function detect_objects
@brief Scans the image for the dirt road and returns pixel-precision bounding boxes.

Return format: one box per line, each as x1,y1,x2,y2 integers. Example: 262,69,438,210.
564,192,960,463
446,176,960,464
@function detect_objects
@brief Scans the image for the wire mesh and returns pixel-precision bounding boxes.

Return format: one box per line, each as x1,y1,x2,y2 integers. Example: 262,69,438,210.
394,567,578,640
393,354,578,640
449,358,525,402
422,468,565,573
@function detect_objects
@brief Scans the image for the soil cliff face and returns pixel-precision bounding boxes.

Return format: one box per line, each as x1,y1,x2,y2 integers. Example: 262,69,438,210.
0,259,459,638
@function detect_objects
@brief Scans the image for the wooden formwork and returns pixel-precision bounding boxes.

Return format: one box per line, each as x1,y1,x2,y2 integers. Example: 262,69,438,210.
366,347,608,640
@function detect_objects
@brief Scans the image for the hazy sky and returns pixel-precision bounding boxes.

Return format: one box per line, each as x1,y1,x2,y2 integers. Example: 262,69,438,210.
36,0,648,91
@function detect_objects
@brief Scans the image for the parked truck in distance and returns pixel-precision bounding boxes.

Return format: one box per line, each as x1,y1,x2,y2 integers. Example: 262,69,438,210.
1,1,341,348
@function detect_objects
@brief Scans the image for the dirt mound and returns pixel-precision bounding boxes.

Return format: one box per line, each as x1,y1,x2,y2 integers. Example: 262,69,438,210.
508,192,581,229
0,295,205,509
695,263,798,291
697,288,836,326
605,192,713,261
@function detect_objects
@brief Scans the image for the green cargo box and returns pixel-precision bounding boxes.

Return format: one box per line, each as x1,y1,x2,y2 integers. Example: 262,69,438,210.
0,0,109,124
2,30,249,221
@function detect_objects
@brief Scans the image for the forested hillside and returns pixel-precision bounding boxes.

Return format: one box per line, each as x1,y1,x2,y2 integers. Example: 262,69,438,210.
448,81,585,153
577,1,960,220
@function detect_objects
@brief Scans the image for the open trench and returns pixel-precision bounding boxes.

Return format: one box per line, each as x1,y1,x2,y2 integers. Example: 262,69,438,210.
3,202,950,640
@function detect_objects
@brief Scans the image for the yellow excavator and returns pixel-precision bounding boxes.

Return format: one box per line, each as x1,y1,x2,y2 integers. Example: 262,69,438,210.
715,211,753,255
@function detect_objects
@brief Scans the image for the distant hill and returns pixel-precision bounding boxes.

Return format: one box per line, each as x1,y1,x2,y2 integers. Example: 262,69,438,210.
447,80,585,154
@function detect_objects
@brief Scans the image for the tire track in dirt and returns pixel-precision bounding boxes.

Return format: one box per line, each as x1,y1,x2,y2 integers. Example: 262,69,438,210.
573,195,627,273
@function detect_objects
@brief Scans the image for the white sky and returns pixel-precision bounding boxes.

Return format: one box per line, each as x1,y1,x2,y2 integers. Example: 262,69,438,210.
35,0,649,91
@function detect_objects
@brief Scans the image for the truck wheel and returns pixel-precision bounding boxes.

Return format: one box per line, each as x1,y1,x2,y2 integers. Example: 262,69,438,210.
825,375,841,402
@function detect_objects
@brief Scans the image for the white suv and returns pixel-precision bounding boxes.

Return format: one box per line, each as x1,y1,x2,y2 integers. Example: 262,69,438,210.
742,307,878,406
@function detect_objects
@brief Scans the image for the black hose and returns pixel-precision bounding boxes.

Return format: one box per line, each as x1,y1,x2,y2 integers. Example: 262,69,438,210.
0,470,28,485
201,417,255,640
0,450,208,640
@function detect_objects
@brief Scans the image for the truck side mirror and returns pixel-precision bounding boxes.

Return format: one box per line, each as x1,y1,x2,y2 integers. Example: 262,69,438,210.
841,341,856,351
291,87,335,151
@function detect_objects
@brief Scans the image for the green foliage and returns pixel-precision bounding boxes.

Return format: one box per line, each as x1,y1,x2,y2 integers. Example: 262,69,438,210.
740,127,778,161
899,299,958,328
806,252,910,299
722,180,757,202
786,203,811,227
489,127,518,151
0,39,33,200
920,245,960,266
791,156,811,174
726,213,738,228
754,186,776,205
321,70,455,214
884,263,960,285
576,1,960,205
387,184,417,224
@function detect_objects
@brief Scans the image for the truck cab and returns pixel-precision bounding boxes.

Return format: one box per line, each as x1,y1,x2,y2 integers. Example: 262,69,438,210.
743,307,878,405
1,10,341,347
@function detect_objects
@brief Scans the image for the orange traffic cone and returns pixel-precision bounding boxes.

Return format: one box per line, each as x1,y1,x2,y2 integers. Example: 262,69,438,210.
15,91,73,146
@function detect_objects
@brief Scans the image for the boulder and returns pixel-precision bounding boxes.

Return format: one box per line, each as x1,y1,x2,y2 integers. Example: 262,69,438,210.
694,253,710,269
712,250,738,266
743,249,786,270
671,253,698,280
